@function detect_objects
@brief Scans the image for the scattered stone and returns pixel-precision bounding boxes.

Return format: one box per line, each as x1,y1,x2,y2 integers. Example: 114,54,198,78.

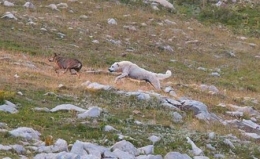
111,140,138,156
138,145,154,155
79,15,88,19
37,139,68,153
32,107,50,112
148,135,161,145
50,104,86,112
164,152,192,159
210,72,220,77
223,139,235,149
1,12,17,20
194,156,209,159
23,2,35,9
113,148,135,159
206,144,216,151
172,112,183,123
180,100,213,121
186,137,203,155
57,3,68,9
242,132,260,139
0,100,18,114
46,4,60,11
3,1,14,7
77,107,102,119
82,81,112,90
208,132,215,139
150,0,175,10
108,18,117,25
104,125,118,132
9,127,41,141
214,154,225,159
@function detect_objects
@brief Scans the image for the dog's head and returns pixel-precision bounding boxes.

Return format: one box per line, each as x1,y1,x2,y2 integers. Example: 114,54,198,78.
108,62,120,72
48,53,60,62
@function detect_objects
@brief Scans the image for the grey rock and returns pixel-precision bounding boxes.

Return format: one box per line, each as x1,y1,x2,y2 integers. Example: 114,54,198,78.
172,112,183,123
180,100,212,121
138,145,154,155
0,100,18,114
70,140,108,158
50,104,86,112
113,148,135,159
77,107,102,119
137,155,163,159
148,135,161,145
164,152,192,159
9,127,41,140
214,154,225,159
37,139,68,153
111,140,138,156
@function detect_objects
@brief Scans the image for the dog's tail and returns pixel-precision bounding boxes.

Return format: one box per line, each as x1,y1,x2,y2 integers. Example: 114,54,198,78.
155,70,172,80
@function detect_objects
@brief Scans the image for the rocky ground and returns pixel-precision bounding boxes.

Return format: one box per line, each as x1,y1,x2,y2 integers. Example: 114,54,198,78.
0,0,260,159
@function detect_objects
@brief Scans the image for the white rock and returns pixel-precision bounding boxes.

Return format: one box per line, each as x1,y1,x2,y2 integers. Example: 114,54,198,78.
57,3,68,8
113,148,135,159
136,155,163,159
208,132,215,139
0,100,18,114
148,135,161,145
70,140,108,158
164,152,192,159
3,1,14,7
210,72,220,77
77,107,102,119
242,119,260,130
1,12,17,20
172,112,183,123
164,19,176,25
138,145,154,155
150,0,175,10
242,132,260,139
104,125,117,132
0,145,12,151
206,144,216,151
226,111,243,117
23,2,35,9
79,15,88,19
223,139,235,149
194,156,209,159
32,107,50,112
47,4,59,11
111,140,138,156
108,18,117,25
50,104,86,112
9,127,41,140
92,40,99,44
82,81,112,90
186,137,203,155
37,139,68,153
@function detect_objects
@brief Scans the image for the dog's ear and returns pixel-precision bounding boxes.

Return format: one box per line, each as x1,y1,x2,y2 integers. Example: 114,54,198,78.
116,63,119,67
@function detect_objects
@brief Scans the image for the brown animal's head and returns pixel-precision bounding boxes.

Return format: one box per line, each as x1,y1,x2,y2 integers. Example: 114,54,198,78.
48,53,60,62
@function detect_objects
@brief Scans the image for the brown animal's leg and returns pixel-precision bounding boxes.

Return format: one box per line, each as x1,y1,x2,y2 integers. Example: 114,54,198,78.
54,68,60,76
63,68,68,74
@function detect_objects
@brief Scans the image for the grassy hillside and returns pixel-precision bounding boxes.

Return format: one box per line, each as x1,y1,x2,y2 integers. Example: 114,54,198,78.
0,0,260,158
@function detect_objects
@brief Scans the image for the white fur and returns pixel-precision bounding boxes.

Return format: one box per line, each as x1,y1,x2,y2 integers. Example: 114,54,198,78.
108,61,172,90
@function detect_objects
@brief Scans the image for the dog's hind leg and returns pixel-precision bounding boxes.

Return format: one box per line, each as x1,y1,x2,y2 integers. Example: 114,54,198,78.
148,78,161,90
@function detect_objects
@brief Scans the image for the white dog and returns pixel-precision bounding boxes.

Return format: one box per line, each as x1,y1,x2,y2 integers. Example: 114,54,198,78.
108,61,172,90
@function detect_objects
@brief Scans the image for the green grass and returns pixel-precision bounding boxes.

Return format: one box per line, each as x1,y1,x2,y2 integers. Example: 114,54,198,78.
0,0,260,158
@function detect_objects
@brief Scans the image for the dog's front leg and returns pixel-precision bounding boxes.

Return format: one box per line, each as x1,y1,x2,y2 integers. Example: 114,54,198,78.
115,73,128,83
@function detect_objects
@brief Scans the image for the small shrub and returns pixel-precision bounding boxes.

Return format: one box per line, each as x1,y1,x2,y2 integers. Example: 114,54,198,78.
0,90,15,104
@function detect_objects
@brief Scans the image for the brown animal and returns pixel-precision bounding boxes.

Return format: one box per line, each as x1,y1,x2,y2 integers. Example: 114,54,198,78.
48,53,82,77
